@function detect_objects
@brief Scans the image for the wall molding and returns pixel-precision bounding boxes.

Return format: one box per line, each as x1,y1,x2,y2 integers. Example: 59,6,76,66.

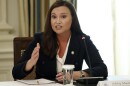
0,0,13,34
0,0,18,81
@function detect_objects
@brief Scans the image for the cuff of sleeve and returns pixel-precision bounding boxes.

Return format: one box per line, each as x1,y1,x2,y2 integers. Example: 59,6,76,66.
84,69,93,77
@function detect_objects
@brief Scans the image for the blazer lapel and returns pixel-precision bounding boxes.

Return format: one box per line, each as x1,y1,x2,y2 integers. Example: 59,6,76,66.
65,33,80,64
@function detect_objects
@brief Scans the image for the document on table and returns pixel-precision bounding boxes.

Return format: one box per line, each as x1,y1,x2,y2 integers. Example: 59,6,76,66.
17,78,55,85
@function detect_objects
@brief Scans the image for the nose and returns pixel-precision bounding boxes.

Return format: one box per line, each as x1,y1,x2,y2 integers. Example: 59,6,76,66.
56,18,61,24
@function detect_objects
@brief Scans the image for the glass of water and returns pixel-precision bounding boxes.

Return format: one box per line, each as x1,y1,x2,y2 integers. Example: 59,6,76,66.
62,65,75,86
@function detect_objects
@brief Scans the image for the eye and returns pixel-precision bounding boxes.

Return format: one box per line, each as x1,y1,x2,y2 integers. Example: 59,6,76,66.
61,15,67,19
51,15,56,19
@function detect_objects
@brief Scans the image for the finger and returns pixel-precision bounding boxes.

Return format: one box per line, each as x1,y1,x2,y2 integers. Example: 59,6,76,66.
32,48,38,56
56,72,63,82
32,51,39,59
56,72,63,78
30,52,39,66
37,43,40,49
32,43,40,56
56,76,63,82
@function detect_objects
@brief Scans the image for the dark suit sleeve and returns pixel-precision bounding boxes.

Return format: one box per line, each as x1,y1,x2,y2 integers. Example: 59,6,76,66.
83,35,108,78
12,33,42,79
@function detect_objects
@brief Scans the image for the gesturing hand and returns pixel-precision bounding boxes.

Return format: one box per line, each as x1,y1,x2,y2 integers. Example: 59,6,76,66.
25,43,40,71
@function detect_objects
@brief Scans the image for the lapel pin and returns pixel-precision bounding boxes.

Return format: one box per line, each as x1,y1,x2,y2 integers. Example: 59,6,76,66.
71,51,74,55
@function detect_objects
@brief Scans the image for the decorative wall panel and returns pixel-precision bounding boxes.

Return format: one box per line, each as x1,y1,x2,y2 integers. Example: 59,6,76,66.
0,0,19,81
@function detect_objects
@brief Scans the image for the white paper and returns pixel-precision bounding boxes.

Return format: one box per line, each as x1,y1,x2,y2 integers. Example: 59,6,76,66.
17,78,55,85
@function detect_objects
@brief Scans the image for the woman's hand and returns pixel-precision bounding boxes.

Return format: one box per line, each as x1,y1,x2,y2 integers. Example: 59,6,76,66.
56,71,81,82
73,71,81,80
56,71,89,82
25,43,40,71
56,72,63,82
73,71,89,80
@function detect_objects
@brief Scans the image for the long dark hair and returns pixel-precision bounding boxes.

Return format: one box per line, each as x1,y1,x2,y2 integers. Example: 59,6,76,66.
43,0,83,57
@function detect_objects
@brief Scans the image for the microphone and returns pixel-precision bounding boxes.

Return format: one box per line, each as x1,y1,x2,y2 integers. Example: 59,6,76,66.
82,36,92,71
76,35,104,85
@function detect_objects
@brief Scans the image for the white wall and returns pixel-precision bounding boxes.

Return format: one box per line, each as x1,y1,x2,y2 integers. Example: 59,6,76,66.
77,0,130,76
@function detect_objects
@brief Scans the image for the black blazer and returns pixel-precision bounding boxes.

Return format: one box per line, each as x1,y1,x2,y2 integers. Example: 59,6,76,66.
12,32,108,80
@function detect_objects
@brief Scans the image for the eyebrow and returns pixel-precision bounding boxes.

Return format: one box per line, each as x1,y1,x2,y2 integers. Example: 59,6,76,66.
51,13,68,15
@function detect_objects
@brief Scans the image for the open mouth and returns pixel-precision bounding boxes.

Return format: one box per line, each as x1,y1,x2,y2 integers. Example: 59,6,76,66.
55,25,62,29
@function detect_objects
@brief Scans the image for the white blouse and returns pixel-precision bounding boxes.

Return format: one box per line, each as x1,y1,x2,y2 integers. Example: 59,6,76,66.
56,37,71,73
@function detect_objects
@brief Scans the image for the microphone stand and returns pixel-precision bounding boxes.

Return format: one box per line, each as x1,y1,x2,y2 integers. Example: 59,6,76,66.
76,36,104,85
82,36,92,72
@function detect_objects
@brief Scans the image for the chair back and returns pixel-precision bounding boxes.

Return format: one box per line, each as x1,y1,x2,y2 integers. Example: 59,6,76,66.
13,37,36,80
